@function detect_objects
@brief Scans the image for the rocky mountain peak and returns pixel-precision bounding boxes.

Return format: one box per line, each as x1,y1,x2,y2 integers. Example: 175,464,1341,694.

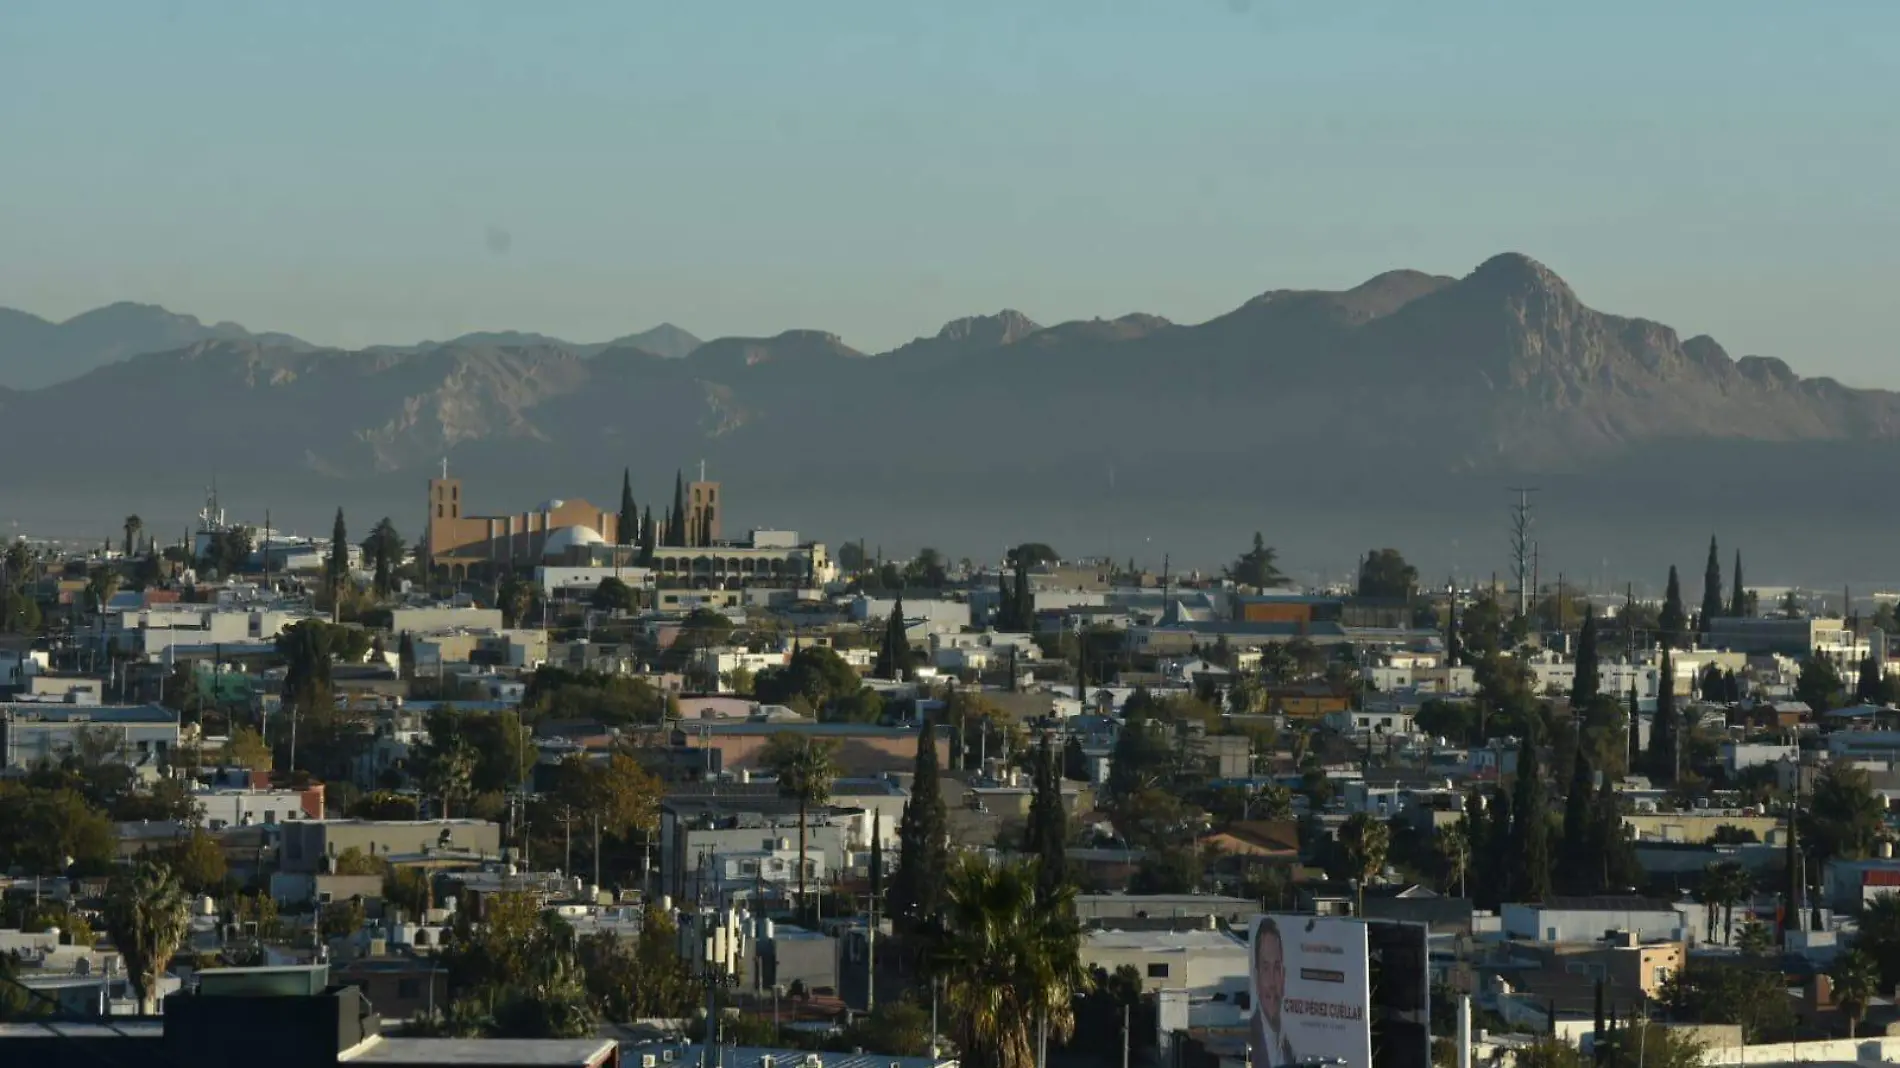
936,310,1042,346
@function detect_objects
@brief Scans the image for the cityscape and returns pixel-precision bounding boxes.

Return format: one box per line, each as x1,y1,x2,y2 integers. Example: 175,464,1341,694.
5,5,1900,1068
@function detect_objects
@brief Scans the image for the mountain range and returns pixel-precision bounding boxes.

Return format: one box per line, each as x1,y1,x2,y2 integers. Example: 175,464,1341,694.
3,253,1898,583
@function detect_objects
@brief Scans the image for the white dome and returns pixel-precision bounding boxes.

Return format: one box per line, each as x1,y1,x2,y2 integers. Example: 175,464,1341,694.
543,525,607,556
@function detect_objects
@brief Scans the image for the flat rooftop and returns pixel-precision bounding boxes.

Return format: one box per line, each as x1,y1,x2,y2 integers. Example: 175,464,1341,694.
342,1036,618,1066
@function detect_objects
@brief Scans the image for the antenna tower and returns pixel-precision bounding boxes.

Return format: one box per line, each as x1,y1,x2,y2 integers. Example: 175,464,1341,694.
1508,487,1540,619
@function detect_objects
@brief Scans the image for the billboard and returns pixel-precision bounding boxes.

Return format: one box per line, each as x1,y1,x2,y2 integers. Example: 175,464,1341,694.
1249,915,1372,1068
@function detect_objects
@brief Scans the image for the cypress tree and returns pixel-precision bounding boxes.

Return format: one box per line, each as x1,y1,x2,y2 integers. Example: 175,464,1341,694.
1730,550,1746,617
1700,537,1724,638
996,569,1014,630
1856,654,1883,705
1483,787,1514,909
889,714,949,936
669,471,688,546
1511,729,1553,902
1659,566,1686,648
1648,646,1676,783
1593,773,1638,893
1571,607,1600,711
1023,733,1068,902
327,508,349,593
617,468,637,548
1565,714,1596,889
877,595,913,680
1013,564,1032,630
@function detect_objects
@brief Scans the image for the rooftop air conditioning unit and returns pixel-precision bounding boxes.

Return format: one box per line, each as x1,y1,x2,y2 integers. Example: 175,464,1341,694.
641,1057,658,1068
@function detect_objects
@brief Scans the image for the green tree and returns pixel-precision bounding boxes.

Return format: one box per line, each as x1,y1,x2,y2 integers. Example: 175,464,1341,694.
890,715,950,939
1660,960,1795,1042
320,896,368,940
763,733,837,909
332,846,385,876
361,518,405,598
1852,893,1900,991
1730,550,1748,617
1571,606,1602,708
1855,654,1890,706
1511,730,1553,902
753,645,861,709
1829,948,1879,1037
1437,822,1471,898
163,828,229,894
1339,813,1390,915
591,576,634,613
417,736,476,819
1801,763,1885,863
1648,647,1677,783
102,862,190,1014
1356,548,1418,599
326,508,350,594
1796,655,1847,713
223,726,274,773
1023,734,1068,902
123,515,143,558
934,858,1087,1068
0,785,117,875
1699,536,1724,637
875,594,916,679
616,468,637,552
1697,861,1748,944
1659,565,1686,648
1227,533,1286,589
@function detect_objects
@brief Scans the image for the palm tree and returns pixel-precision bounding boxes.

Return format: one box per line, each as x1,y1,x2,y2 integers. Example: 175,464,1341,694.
1829,948,1879,1038
102,862,189,1015
1698,861,1749,944
764,733,837,910
935,857,1088,1068
1437,823,1472,899
123,515,143,558
1340,813,1391,917
420,739,476,819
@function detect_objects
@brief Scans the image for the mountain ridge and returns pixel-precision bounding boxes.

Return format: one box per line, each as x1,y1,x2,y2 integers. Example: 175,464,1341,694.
7,252,1900,580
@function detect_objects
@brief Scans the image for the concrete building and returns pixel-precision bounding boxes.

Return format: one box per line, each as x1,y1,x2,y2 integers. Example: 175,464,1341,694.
278,820,501,874
659,797,854,901
1,704,179,771
1502,897,1692,944
196,787,323,829
1081,928,1250,998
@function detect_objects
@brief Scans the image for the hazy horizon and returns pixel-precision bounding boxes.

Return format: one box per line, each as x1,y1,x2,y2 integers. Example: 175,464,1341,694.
4,2,1899,383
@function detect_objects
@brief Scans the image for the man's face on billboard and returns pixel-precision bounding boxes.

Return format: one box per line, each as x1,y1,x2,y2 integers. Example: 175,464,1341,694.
1256,927,1285,1027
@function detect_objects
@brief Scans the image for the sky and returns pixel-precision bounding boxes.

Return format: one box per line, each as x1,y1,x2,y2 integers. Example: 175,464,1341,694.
3,1,1898,381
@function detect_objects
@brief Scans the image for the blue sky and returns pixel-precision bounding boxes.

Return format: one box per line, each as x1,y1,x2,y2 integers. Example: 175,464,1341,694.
3,1,1897,380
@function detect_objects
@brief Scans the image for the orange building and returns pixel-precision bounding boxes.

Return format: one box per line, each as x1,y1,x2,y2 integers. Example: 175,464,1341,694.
424,475,621,579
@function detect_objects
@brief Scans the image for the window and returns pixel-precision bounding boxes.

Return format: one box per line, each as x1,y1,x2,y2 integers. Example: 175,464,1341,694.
398,979,422,999
1146,963,1169,979
264,810,277,825
437,504,444,518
